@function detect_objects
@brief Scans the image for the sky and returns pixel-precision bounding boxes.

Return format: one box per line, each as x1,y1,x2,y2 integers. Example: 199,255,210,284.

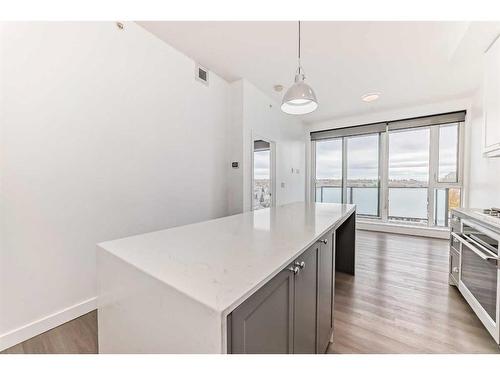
253,149,270,180
388,128,430,182
315,125,457,182
253,125,457,183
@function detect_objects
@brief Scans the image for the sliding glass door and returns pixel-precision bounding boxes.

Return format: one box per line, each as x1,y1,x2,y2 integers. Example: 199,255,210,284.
346,134,380,216
315,133,380,218
312,113,464,229
388,127,430,224
315,138,342,203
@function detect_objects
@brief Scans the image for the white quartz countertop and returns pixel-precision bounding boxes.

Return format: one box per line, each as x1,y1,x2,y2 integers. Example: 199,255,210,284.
98,202,355,314
452,208,500,232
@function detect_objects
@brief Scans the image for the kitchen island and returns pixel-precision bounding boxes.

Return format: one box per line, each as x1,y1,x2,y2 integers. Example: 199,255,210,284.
97,202,356,353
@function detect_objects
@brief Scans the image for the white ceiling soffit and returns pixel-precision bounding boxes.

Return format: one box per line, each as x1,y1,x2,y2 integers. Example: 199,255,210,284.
137,21,500,124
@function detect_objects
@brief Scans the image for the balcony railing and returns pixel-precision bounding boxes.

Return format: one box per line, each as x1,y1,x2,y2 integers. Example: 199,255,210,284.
315,186,379,217
316,185,460,227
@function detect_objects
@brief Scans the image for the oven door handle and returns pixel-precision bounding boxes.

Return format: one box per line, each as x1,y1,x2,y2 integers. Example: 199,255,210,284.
451,232,498,262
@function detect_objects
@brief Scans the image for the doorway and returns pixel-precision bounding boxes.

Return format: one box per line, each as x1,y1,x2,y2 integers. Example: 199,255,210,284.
252,139,274,210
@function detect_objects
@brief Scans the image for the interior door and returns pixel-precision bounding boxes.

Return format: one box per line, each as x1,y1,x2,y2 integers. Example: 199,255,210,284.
294,244,319,354
253,139,273,210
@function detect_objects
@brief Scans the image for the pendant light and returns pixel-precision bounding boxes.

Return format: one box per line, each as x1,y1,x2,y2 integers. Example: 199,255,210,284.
281,21,318,115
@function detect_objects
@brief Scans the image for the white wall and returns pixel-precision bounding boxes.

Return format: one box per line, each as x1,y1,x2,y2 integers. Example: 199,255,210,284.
226,81,245,215
226,79,306,214
467,86,500,208
0,22,231,349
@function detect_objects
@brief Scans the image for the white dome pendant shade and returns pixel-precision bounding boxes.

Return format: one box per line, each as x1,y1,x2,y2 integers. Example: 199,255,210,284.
281,21,318,115
281,70,318,115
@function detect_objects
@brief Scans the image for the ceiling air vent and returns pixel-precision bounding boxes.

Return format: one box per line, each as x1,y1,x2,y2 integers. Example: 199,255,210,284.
195,64,209,86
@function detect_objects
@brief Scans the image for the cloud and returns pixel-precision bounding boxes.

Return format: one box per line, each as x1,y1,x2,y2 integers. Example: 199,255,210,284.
315,125,458,183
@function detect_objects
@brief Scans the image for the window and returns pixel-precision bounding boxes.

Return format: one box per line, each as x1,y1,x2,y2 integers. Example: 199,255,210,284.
438,124,459,183
315,138,342,203
388,128,430,224
253,140,272,210
434,187,461,227
311,112,464,229
433,123,461,226
346,134,380,216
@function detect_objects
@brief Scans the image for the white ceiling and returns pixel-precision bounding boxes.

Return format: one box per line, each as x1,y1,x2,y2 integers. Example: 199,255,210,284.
137,21,500,124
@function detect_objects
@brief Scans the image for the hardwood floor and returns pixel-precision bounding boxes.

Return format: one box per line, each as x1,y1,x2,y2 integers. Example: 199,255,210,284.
2,230,499,354
1,310,97,354
328,230,500,354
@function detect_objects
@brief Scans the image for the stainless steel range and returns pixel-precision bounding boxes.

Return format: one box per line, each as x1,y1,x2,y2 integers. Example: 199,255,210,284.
482,207,500,217
450,208,500,345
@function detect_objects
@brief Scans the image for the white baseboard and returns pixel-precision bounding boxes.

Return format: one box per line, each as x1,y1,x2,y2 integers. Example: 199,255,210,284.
0,297,97,352
357,221,450,239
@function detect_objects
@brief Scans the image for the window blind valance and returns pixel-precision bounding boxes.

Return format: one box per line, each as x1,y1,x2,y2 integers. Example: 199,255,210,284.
310,111,466,141
387,111,466,132
311,122,387,141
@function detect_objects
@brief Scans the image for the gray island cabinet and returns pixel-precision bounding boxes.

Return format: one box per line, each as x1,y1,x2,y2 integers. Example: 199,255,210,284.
228,230,335,354
98,202,356,354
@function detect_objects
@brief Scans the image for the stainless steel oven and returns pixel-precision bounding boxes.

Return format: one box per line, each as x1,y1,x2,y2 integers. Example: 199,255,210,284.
451,219,500,344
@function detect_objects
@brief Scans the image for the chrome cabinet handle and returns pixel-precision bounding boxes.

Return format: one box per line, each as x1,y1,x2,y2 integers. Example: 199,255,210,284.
451,232,497,261
288,266,300,275
452,266,459,273
294,261,305,269
319,239,328,245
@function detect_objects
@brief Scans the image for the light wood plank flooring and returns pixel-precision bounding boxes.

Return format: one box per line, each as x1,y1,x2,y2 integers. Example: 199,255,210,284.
2,230,499,354
1,310,98,354
328,230,499,354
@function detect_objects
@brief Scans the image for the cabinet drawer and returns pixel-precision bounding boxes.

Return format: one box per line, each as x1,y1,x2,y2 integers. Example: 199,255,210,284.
449,249,460,283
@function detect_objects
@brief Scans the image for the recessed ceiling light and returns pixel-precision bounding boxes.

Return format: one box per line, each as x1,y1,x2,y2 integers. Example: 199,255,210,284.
361,92,380,103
